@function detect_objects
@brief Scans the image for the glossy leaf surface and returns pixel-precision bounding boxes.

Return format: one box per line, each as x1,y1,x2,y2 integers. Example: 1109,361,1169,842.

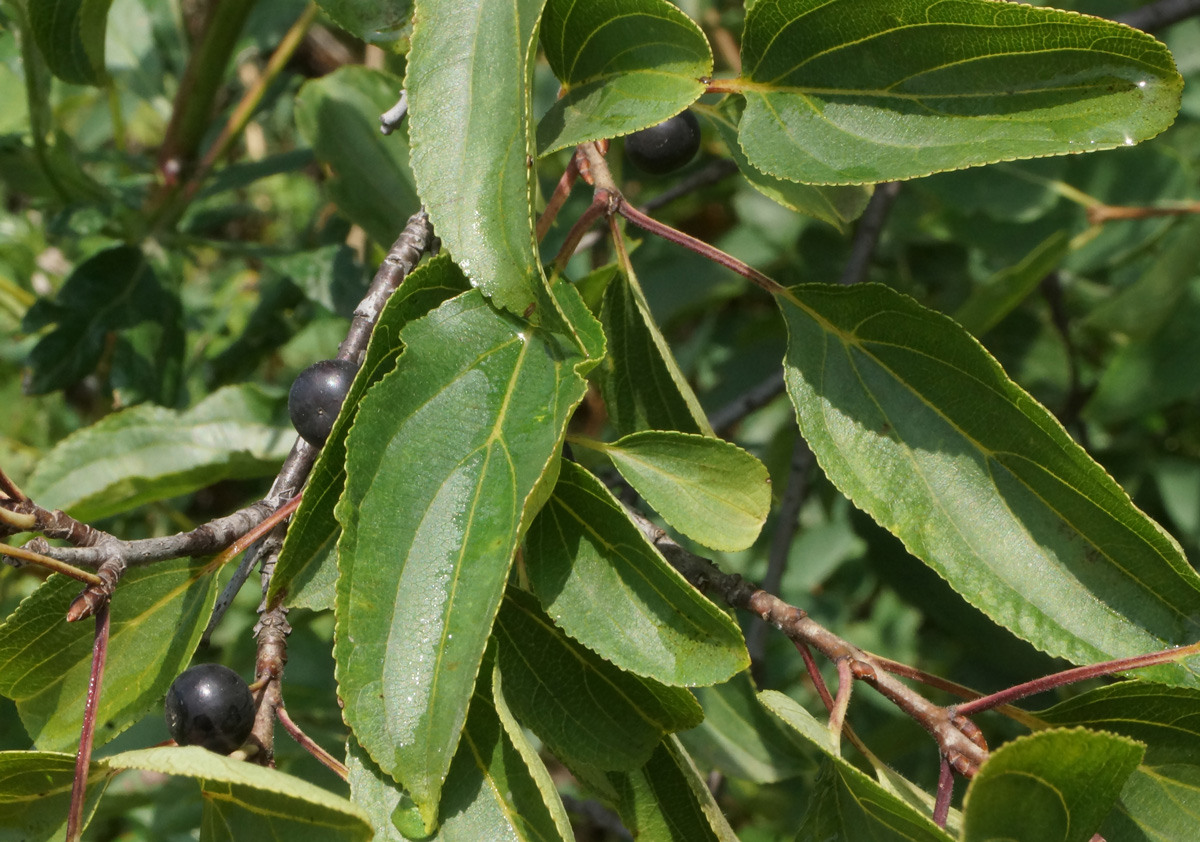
104,747,372,842
269,257,470,611
495,587,702,771
598,431,771,552
737,0,1182,184
779,283,1200,683
962,729,1143,842
335,289,587,829
295,67,420,247
537,0,711,155
25,385,292,522
0,559,216,751
525,461,747,685
760,690,954,842
408,0,548,320
0,751,110,842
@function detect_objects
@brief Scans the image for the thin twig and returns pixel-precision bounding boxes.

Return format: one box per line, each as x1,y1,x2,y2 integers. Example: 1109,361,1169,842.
379,89,408,135
624,505,990,776
839,182,901,286
933,756,954,828
1117,0,1200,31
748,437,811,680
0,545,103,585
639,158,738,214
955,641,1200,717
66,603,110,842
536,155,579,242
551,194,613,273
0,465,28,501
206,494,303,574
709,371,789,435
277,703,349,780
828,657,855,740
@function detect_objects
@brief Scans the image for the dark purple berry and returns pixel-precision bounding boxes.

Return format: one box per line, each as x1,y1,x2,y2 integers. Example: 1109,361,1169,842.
164,664,255,754
288,358,357,447
624,110,701,175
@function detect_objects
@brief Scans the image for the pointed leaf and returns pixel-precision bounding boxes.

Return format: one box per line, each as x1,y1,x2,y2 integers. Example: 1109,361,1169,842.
536,0,711,155
28,0,114,85
760,690,955,842
962,729,1143,842
1035,682,1200,842
269,256,470,611
407,0,548,320
953,230,1070,338
779,283,1200,684
295,67,421,247
525,460,748,685
597,264,712,436
606,737,740,842
737,0,1182,184
334,289,587,828
495,587,702,771
597,431,771,552
0,751,112,842
23,245,182,396
0,559,218,751
104,746,372,842
677,672,814,783
24,385,293,522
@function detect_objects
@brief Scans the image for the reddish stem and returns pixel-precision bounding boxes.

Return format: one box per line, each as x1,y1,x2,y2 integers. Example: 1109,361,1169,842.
933,756,954,828
277,704,348,780
66,603,110,842
205,493,302,574
955,641,1200,716
536,155,579,242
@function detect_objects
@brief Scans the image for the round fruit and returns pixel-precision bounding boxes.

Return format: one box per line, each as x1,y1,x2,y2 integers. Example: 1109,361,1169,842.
164,663,255,754
624,110,701,175
288,358,357,447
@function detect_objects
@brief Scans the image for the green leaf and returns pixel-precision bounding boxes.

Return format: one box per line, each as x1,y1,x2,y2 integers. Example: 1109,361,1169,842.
953,230,1070,338
23,245,182,396
491,665,577,842
407,0,548,321
1035,682,1200,841
596,261,712,437
591,431,771,552
103,746,372,842
314,0,413,45
759,690,954,842
962,729,1143,842
24,385,293,522
346,738,426,842
334,289,588,830
426,665,572,842
295,67,421,247
525,460,748,686
702,106,872,233
606,736,740,842
736,0,1183,184
0,559,217,751
779,283,1200,684
1087,277,1200,424
0,751,111,842
269,256,470,611
536,0,712,155
28,0,114,85
1083,217,1200,341
494,587,702,771
677,672,814,783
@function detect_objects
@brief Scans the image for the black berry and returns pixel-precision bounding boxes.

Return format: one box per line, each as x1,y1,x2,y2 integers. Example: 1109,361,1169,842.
288,358,357,447
164,663,255,754
624,110,701,175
